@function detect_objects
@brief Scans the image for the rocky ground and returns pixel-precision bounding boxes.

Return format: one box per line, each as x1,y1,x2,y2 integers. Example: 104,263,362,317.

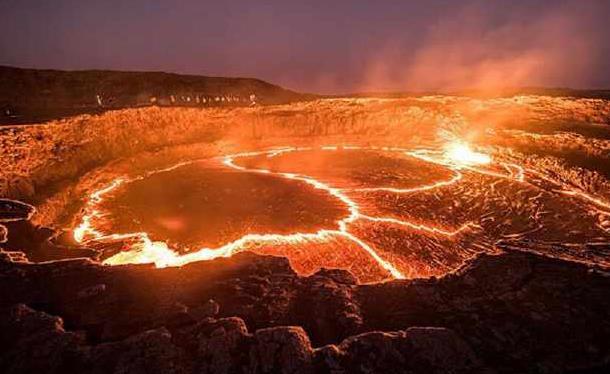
1,239,609,373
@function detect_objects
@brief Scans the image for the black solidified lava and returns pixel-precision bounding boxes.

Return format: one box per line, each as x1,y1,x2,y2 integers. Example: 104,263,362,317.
1,241,610,373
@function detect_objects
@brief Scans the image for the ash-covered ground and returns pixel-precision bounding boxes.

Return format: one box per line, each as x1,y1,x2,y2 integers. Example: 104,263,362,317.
1,95,610,373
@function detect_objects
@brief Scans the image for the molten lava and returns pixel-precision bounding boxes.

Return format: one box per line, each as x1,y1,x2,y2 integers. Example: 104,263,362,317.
72,142,610,283
444,142,491,166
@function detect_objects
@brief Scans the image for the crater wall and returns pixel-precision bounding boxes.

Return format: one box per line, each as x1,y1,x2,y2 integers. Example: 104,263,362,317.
1,96,609,204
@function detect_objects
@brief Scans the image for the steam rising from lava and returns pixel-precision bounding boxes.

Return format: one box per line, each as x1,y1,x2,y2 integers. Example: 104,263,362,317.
358,2,607,93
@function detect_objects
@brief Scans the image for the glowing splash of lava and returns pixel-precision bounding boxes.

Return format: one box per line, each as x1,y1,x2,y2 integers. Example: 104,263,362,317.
444,142,491,166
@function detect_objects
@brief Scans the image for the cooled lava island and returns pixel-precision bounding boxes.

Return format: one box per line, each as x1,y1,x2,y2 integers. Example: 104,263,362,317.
1,67,610,373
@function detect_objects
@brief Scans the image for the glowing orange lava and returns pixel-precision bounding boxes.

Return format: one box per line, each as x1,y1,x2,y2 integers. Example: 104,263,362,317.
72,142,610,281
444,142,491,166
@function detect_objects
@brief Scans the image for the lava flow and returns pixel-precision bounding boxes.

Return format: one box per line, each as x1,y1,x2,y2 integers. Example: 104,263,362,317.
72,142,610,283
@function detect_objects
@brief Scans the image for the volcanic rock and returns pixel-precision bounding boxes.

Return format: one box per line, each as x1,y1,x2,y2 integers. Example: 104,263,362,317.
250,326,314,374
0,249,609,373
318,327,490,374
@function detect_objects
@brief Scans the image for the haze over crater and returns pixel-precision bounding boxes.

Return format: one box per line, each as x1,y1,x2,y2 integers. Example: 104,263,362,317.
1,0,609,94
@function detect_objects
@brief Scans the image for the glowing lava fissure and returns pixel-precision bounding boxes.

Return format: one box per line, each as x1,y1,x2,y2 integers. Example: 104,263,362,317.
72,142,610,283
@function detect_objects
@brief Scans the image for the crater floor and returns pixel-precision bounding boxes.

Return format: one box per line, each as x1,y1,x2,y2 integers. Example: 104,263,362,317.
73,146,610,283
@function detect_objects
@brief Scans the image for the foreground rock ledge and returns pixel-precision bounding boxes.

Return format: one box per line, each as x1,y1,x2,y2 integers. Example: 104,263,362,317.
1,249,609,373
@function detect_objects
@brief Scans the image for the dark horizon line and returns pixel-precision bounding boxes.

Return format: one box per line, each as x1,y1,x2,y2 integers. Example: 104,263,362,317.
3,63,610,97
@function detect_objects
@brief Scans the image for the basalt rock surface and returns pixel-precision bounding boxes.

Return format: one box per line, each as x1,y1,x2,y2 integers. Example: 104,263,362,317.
1,247,609,373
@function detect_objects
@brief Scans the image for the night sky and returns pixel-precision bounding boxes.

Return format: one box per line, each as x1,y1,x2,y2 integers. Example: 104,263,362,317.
1,0,609,94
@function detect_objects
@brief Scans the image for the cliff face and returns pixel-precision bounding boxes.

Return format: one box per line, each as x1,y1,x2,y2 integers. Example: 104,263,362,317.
0,66,311,124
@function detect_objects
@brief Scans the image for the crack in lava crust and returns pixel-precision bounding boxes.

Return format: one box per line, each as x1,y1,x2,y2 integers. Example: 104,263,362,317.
72,144,610,282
